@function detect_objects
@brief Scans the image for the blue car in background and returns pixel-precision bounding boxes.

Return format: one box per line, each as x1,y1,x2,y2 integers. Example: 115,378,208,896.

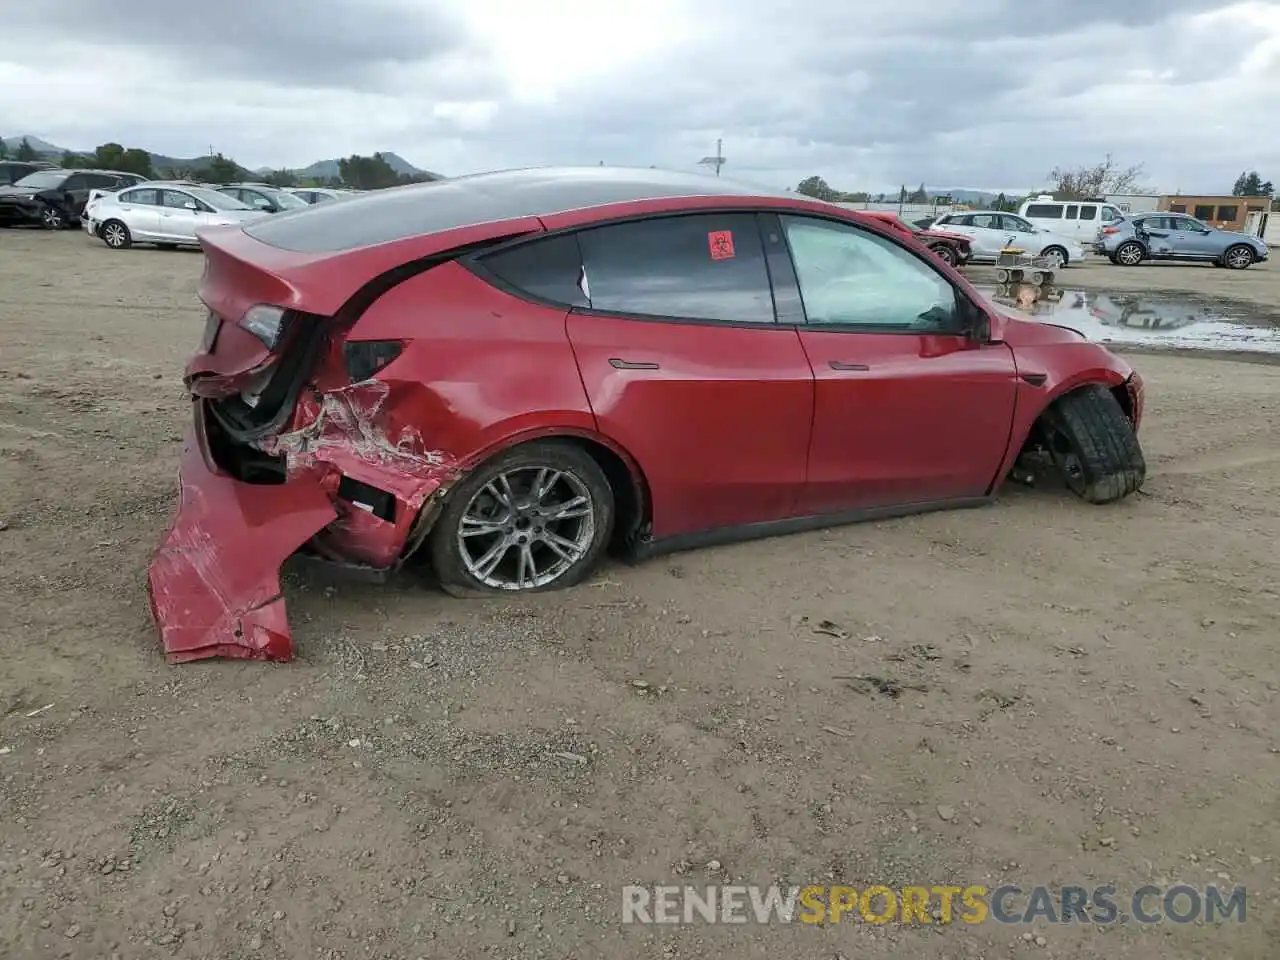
1095,213,1269,269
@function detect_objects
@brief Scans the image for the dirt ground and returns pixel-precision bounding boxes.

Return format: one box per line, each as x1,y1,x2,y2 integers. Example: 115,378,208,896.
2,230,1278,960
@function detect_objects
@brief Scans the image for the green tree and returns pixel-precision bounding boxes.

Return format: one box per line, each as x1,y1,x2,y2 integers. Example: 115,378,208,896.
265,169,298,187
338,153,402,189
15,137,37,161
794,175,838,201
61,150,83,168
84,142,155,178
1232,170,1274,197
206,153,241,183
0,139,9,160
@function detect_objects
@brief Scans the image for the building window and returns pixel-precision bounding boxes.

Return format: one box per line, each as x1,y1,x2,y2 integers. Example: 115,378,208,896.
1217,205,1238,222
1169,203,1187,213
1194,205,1215,220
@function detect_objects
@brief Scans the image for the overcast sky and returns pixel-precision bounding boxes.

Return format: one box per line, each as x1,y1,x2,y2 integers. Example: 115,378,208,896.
3,0,1278,193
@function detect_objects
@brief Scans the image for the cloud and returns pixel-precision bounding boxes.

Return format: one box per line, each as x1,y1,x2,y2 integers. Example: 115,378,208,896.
2,0,1277,193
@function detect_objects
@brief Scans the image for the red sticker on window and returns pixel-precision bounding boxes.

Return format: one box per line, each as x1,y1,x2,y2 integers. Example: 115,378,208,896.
708,230,735,260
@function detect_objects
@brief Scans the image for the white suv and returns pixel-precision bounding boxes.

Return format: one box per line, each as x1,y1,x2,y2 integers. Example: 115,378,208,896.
1017,196,1125,244
930,210,1087,267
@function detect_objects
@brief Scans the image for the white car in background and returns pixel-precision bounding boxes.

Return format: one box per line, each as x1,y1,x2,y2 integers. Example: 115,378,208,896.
87,183,269,250
929,210,1087,268
285,187,354,204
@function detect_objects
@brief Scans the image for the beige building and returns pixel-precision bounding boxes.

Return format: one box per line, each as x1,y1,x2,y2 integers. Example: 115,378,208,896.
1158,195,1270,232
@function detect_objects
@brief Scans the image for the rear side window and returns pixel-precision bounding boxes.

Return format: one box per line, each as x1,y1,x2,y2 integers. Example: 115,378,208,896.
1025,204,1063,219
121,188,158,205
1078,204,1098,220
577,213,775,324
476,233,587,308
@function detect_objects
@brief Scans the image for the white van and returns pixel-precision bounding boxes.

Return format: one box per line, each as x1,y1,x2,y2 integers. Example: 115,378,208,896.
1017,196,1125,243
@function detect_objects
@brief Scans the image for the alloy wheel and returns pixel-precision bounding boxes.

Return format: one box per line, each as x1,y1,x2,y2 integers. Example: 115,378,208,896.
455,466,596,590
1116,243,1144,266
103,223,127,248
1041,249,1066,269
41,206,64,229
1225,246,1253,269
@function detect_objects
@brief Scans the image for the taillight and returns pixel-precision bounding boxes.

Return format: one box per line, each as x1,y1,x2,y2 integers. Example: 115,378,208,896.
343,341,404,382
1102,227,1120,235
241,304,288,349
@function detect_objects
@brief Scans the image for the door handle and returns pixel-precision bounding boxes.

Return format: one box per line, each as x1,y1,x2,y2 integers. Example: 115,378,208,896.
609,358,660,370
829,361,870,371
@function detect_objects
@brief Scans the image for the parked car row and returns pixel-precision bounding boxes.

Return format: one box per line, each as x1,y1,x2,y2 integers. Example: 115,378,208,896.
82,181,357,249
0,168,148,228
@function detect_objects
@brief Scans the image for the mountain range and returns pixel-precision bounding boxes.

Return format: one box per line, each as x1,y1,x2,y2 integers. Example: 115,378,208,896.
1,135,439,180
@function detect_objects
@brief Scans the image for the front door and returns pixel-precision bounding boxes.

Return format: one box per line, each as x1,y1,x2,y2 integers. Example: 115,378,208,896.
774,213,1019,514
1165,216,1218,259
157,190,203,241
565,212,814,538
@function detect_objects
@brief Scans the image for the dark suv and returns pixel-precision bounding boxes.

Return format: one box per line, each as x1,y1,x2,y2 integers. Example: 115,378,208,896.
0,160,56,186
0,169,147,228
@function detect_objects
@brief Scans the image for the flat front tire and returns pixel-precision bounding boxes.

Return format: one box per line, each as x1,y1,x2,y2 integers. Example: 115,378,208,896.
429,441,615,597
1042,385,1145,504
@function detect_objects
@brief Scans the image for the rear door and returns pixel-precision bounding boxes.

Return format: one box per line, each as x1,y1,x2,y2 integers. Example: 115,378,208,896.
115,187,162,237
1136,216,1176,256
561,212,815,537
958,213,1009,258
776,213,1018,513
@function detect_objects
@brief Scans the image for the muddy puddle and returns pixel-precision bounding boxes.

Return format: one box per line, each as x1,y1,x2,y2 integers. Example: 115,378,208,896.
976,283,1280,353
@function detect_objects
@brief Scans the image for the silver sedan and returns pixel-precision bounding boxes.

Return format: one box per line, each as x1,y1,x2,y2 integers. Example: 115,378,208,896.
88,183,269,250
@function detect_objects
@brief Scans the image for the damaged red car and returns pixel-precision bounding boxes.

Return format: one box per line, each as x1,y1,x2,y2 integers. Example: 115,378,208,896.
149,167,1146,663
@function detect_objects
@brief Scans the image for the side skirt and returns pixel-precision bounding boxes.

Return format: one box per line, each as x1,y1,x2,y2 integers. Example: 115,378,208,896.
627,496,994,562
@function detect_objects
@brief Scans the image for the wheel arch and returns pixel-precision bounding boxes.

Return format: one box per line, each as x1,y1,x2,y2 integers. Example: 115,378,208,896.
992,370,1134,493
420,424,653,558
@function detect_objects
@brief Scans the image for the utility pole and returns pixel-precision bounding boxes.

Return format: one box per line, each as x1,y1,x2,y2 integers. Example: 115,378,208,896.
698,139,726,176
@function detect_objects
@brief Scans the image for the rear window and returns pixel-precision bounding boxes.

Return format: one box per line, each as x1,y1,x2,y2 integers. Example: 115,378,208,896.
1024,204,1063,219
475,234,587,307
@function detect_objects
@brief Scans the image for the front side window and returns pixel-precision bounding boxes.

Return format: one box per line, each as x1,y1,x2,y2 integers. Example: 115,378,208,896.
577,213,774,324
162,190,198,209
1000,215,1035,232
1174,217,1206,231
780,215,962,332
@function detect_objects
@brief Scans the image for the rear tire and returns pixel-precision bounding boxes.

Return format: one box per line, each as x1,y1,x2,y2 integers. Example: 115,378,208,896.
101,220,131,249
1041,385,1145,504
1041,245,1068,268
429,441,615,597
1115,241,1145,266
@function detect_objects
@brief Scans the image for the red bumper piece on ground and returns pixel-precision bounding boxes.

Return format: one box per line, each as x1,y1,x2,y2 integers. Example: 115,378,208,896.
147,413,337,663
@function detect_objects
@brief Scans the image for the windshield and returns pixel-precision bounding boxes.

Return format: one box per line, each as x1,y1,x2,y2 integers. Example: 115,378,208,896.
188,187,250,211
13,171,68,190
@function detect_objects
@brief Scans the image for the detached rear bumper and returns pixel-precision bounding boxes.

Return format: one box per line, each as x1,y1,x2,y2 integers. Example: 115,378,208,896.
147,403,337,663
